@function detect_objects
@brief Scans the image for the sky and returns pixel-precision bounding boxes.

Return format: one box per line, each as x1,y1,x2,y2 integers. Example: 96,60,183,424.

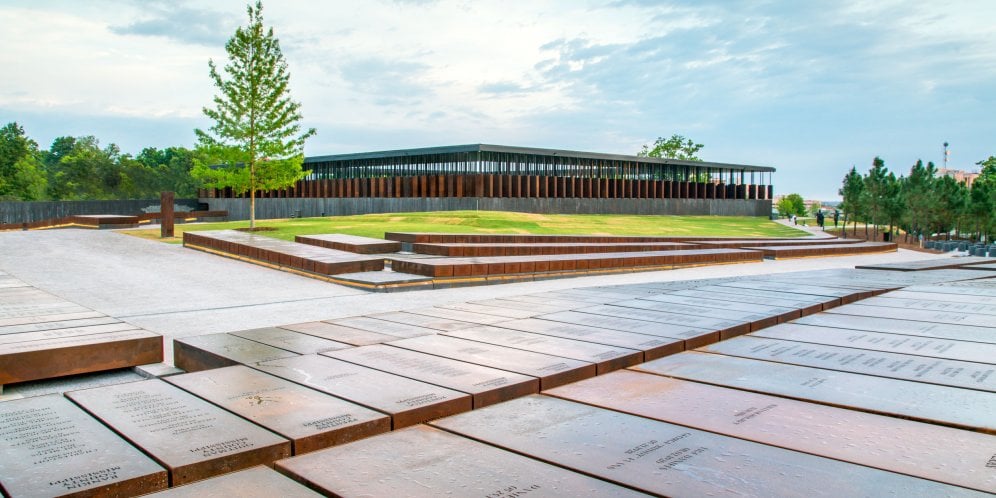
1,0,994,201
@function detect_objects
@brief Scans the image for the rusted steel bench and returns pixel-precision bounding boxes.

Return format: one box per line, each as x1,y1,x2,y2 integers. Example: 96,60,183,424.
296,234,401,254
390,249,762,278
744,242,897,259
184,230,384,275
411,242,693,257
386,232,812,244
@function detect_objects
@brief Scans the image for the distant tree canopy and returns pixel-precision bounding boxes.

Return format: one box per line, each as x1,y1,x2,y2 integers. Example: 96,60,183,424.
775,193,807,217
836,155,996,243
638,134,704,161
0,121,199,201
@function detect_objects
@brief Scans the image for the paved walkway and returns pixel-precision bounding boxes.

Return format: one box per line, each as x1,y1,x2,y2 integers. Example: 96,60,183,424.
0,228,955,363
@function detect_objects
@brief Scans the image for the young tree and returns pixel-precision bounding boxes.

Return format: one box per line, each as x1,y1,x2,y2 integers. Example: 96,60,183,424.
861,157,890,239
899,160,935,242
838,167,864,237
638,134,704,161
784,193,807,217
193,1,316,228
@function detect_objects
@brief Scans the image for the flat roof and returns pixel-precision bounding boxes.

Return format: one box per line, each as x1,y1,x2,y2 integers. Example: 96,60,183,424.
305,144,775,173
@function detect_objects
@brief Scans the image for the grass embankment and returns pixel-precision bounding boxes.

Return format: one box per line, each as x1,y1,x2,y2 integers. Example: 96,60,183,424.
122,211,808,244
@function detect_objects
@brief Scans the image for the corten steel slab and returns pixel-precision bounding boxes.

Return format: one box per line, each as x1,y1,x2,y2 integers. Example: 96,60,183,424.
545,370,996,493
857,257,996,271
387,335,596,389
612,298,781,331
0,303,92,319
144,466,322,497
0,329,162,386
0,394,167,498
744,241,897,259
437,301,540,319
322,345,538,408
0,319,123,339
858,296,996,316
494,293,592,310
281,321,400,346
0,310,106,328
693,238,862,248
403,306,512,325
65,379,291,486
537,310,719,348
431,395,975,497
715,280,860,303
632,351,996,433
325,316,438,339
702,336,996,392
295,233,401,254
255,355,470,429
164,366,390,455
575,304,751,340
793,313,996,344
365,311,480,331
275,425,648,497
640,293,802,322
881,289,996,305
825,303,996,328
970,263,996,271
0,321,137,344
229,327,352,355
495,318,684,361
442,326,642,374
466,297,570,314
904,284,996,298
684,284,837,310
751,323,996,364
671,288,824,316
173,333,299,372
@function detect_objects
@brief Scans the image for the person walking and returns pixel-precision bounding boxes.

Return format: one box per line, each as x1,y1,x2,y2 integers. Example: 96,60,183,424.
833,210,839,228
816,211,825,230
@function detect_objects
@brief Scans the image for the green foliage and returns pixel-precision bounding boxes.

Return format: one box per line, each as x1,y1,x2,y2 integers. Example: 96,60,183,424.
194,1,316,227
0,122,48,200
638,134,703,161
775,198,794,217
809,201,822,217
838,166,864,236
784,193,807,216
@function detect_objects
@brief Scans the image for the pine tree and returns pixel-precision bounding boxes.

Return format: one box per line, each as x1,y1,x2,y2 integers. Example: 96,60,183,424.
193,1,315,228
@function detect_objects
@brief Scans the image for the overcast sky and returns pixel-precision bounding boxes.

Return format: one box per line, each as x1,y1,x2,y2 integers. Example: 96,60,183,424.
2,0,994,200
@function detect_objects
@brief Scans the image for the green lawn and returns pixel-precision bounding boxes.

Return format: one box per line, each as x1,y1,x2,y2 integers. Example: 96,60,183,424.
122,211,808,243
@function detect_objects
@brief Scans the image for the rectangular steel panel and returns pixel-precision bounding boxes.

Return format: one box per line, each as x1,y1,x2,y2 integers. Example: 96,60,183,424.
164,366,389,455
66,379,291,486
494,317,684,361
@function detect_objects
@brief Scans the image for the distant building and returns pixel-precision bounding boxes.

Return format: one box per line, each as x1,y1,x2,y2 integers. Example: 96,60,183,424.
937,168,980,187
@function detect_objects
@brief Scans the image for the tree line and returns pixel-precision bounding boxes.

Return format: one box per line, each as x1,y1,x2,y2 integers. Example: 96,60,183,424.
838,156,996,243
0,122,200,201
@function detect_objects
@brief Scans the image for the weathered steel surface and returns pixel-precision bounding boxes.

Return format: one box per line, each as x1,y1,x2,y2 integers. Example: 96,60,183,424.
323,344,538,408
537,310,718,348
794,312,996,344
633,351,996,433
165,366,389,455
437,301,540,319
173,333,298,372
254,354,471,429
325,316,438,339
388,335,596,389
575,304,750,339
495,318,684,361
66,379,291,486
716,280,861,302
611,298,781,331
0,322,137,344
859,296,996,316
229,327,352,355
857,257,996,271
403,307,512,325
466,297,570,314
431,395,977,496
275,425,648,497
640,292,801,322
1,329,162,385
442,325,641,374
750,322,996,364
281,321,399,346
881,289,996,305
0,394,167,497
143,466,322,497
365,311,480,331
825,303,996,327
702,336,996,392
546,370,996,493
